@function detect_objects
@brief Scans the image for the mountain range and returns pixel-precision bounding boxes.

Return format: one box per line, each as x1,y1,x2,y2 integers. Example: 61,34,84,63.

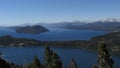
6,18,120,32
65,19,120,31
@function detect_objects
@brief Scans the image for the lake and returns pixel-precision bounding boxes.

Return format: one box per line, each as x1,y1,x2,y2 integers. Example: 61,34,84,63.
0,46,120,68
0,28,107,41
0,29,119,68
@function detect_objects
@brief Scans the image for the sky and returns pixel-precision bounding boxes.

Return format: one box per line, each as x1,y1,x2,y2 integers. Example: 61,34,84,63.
0,0,120,26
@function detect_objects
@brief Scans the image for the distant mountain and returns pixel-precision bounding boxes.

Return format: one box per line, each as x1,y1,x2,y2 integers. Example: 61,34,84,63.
9,26,23,29
38,21,85,29
9,18,120,31
65,19,120,31
0,26,8,29
103,18,120,22
16,25,49,34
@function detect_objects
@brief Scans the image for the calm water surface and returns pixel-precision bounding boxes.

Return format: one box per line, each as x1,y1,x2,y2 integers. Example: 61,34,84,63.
0,28,107,41
0,46,120,68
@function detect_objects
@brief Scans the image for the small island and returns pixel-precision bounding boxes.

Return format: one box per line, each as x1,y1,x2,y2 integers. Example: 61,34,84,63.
16,25,49,34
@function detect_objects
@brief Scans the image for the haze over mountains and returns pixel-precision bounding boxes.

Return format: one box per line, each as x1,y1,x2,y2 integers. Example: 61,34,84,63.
64,18,120,31
6,18,120,32
38,20,85,29
37,18,120,31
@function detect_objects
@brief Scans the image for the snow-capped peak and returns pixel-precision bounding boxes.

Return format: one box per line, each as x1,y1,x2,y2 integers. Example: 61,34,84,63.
104,18,120,22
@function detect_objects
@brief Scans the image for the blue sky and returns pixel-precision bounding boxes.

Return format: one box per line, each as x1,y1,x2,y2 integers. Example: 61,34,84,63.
0,0,120,26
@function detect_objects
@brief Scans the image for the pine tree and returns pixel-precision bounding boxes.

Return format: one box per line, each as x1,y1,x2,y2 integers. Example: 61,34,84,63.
44,46,62,68
69,58,78,68
97,41,114,68
116,64,119,68
29,55,42,68
0,57,10,68
44,46,52,68
51,52,62,68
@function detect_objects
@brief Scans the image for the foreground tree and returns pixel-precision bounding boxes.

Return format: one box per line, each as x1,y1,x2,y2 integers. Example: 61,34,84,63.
44,46,62,68
69,58,78,68
44,46,52,68
29,55,43,68
97,41,114,68
0,57,10,68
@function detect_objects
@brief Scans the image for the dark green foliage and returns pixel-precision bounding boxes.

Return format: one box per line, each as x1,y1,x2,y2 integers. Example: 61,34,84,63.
0,57,10,68
92,64,98,68
44,46,62,68
0,35,41,46
29,55,43,68
29,46,63,68
0,55,22,68
51,52,62,68
69,58,78,68
97,41,114,68
116,64,119,68
90,32,120,51
44,46,52,68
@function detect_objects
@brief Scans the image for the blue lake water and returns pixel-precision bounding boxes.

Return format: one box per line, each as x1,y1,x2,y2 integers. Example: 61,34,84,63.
0,29,119,68
0,28,107,41
0,46,120,68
